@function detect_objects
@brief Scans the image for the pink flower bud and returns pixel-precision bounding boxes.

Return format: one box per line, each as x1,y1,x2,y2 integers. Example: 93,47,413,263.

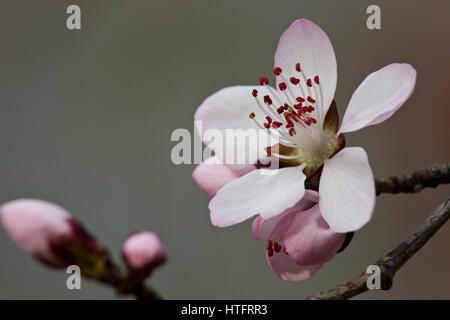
0,199,73,266
1,199,108,274
122,231,166,273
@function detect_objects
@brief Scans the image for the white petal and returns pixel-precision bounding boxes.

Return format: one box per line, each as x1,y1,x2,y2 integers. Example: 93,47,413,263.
340,63,416,133
195,86,275,164
274,19,337,119
209,167,306,227
319,147,375,232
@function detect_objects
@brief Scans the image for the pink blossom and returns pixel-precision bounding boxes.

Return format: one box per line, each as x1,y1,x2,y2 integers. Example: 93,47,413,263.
122,231,166,273
193,19,416,280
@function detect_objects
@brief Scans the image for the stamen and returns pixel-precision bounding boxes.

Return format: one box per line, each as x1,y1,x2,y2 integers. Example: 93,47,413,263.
247,61,323,151
274,242,281,253
314,75,320,84
272,152,305,160
273,67,282,76
290,77,300,85
259,77,269,86
272,121,282,128
263,95,273,105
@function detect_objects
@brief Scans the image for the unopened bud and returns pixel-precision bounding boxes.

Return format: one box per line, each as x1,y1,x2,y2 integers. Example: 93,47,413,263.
1,199,73,267
1,199,109,279
122,231,166,276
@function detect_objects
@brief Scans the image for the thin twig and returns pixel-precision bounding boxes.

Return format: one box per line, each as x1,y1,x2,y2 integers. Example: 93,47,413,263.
375,163,450,196
308,197,450,300
91,259,161,300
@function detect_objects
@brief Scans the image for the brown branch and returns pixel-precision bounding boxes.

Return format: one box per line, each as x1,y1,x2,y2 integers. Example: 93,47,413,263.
96,262,162,300
375,163,450,196
308,196,450,300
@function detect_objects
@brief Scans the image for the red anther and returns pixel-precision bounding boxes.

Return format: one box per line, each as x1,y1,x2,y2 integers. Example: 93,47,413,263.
286,122,294,128
296,97,305,103
295,62,301,72
274,242,281,253
263,95,272,105
266,146,272,156
301,106,309,113
290,77,300,85
272,121,282,128
252,89,258,97
277,106,284,114
259,77,269,86
289,128,296,136
307,96,316,103
311,118,317,124
267,240,273,249
264,122,270,129
285,111,298,122
249,112,255,119
273,67,282,76
284,103,289,111
279,82,287,91
283,247,288,255
307,79,312,87
265,116,272,124
308,106,315,112
314,75,320,84
294,103,302,110
267,247,274,257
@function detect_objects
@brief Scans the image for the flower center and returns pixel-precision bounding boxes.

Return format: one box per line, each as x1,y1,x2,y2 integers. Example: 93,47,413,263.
248,62,338,172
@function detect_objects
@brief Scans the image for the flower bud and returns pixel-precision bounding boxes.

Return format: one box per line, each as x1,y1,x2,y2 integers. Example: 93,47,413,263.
1,199,73,267
1,199,109,278
122,231,166,275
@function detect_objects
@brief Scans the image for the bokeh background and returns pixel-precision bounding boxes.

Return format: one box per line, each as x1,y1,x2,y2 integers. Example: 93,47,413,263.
0,0,449,299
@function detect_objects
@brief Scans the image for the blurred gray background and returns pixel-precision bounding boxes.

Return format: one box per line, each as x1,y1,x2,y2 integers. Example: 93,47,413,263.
0,0,449,299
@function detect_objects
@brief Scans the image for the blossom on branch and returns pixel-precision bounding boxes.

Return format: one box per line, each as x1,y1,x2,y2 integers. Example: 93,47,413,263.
193,19,416,281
